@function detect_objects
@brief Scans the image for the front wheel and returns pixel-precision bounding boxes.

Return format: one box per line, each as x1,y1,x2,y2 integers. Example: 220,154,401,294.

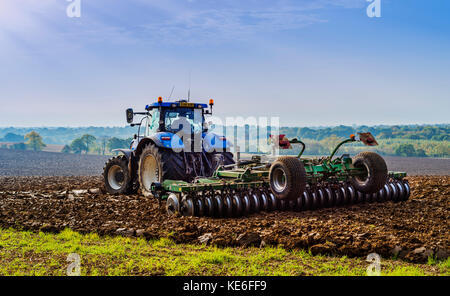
103,156,134,194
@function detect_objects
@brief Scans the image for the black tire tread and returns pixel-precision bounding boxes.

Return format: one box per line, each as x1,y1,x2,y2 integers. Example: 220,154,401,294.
351,152,388,194
269,156,307,201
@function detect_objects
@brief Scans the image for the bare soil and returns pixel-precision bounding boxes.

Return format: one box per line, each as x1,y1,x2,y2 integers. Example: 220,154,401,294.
0,175,448,263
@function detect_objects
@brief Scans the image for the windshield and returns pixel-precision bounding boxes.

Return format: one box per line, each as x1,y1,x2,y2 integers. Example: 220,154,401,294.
163,108,204,133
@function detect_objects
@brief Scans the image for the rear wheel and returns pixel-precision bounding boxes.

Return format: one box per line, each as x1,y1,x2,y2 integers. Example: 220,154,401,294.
351,152,388,194
138,144,185,196
103,156,134,194
269,156,306,201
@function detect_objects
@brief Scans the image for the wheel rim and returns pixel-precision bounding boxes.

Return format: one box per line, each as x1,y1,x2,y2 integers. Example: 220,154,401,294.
141,154,159,191
107,165,125,190
272,167,287,193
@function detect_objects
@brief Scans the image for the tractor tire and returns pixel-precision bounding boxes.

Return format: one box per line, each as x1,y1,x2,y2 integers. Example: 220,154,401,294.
138,144,185,196
103,156,134,194
269,156,306,201
351,152,388,194
208,151,235,174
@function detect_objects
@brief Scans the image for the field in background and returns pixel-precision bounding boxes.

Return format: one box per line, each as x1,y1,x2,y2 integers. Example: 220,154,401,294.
1,149,449,177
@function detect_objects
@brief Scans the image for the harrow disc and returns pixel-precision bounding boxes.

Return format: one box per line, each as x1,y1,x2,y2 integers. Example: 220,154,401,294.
296,195,303,210
181,198,195,217
403,181,411,200
396,181,406,201
278,199,287,211
325,187,335,207
223,195,233,217
213,195,224,217
268,192,277,211
303,191,312,211
376,187,386,203
195,198,205,217
288,200,297,211
166,193,180,216
383,184,392,201
365,193,373,203
232,195,243,217
347,185,357,204
242,194,252,215
389,182,399,202
251,193,261,213
334,189,344,206
317,188,326,208
310,191,319,210
340,186,350,205
260,192,269,211
356,191,365,203
205,196,215,216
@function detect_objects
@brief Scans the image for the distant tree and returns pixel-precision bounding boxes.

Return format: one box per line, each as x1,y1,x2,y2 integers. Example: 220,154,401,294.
25,131,46,151
10,143,27,150
395,144,416,157
107,137,131,152
98,136,110,155
80,134,96,154
1,133,24,142
70,138,85,154
415,149,427,157
61,145,72,154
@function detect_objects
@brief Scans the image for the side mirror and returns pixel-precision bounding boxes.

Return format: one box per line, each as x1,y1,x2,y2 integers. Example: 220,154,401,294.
126,108,134,124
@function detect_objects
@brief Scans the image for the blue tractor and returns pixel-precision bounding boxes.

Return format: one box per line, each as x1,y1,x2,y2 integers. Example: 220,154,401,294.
103,97,234,196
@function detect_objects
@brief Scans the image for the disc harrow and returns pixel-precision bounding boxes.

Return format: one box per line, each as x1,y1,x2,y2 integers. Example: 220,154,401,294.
149,133,411,218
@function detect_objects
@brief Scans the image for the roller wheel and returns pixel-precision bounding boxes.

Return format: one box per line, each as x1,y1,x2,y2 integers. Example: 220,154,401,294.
376,187,386,202
351,152,388,194
278,199,287,211
269,157,307,201
357,191,365,203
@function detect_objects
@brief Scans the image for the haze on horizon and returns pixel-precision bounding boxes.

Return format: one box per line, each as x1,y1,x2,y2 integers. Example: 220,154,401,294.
0,0,449,128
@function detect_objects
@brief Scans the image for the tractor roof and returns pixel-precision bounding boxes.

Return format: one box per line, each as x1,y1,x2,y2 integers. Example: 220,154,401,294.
145,100,208,110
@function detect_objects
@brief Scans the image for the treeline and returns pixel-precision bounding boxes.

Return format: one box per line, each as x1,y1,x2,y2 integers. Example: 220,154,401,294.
62,135,133,155
279,124,450,142
0,131,46,151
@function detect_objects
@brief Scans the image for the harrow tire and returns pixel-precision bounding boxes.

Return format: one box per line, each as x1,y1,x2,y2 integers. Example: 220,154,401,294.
103,156,135,195
351,152,388,194
269,157,307,201
138,144,185,196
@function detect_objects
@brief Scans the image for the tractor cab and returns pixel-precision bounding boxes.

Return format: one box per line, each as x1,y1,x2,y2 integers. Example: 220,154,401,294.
144,100,209,136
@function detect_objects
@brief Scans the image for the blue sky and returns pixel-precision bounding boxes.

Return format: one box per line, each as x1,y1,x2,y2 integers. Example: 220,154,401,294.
0,0,449,127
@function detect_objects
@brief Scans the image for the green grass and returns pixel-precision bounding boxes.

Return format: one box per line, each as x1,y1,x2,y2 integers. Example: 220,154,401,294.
0,228,446,276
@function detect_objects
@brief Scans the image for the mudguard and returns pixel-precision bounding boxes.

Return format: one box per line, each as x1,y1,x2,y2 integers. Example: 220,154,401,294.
112,149,133,161
149,132,185,150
